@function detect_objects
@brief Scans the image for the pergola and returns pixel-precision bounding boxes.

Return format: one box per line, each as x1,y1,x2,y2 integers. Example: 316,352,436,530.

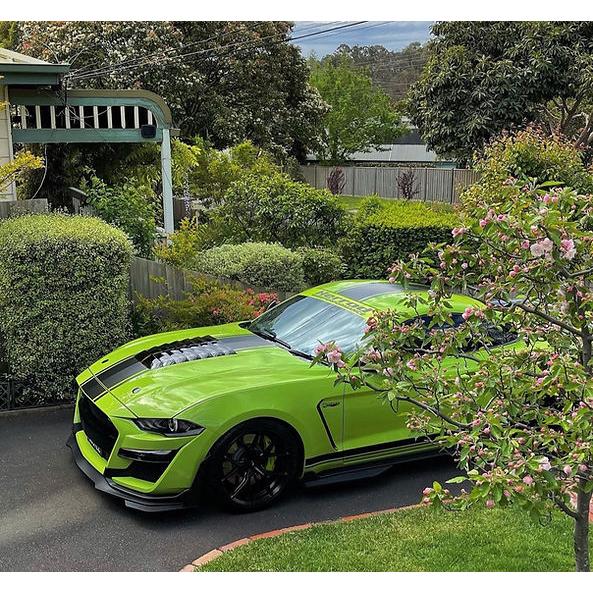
0,48,175,233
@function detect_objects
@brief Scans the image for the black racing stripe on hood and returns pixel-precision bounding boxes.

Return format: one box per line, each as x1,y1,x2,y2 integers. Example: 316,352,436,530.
215,334,271,351
84,332,272,400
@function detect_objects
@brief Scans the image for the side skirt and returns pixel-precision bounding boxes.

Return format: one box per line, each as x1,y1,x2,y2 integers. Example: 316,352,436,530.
303,443,447,488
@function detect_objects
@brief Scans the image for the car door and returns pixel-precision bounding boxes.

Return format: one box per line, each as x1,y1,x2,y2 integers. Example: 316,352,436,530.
341,314,468,466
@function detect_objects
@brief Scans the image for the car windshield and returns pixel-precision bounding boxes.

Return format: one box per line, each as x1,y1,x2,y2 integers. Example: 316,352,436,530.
248,296,368,357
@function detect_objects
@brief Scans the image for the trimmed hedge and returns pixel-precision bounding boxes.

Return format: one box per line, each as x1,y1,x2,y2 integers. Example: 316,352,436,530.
0,214,132,401
213,172,347,248
193,242,305,292
296,246,344,286
340,198,460,278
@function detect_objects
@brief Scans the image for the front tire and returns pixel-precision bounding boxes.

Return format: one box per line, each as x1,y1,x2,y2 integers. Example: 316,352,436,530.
206,419,301,512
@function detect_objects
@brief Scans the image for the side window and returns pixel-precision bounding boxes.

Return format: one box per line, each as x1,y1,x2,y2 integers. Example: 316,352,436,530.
410,313,465,330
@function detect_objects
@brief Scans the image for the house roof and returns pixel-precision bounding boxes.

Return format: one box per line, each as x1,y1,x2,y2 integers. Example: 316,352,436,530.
347,143,440,163
0,48,69,87
0,48,52,65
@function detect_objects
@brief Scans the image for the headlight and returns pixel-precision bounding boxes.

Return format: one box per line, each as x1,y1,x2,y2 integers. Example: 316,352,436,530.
133,417,204,437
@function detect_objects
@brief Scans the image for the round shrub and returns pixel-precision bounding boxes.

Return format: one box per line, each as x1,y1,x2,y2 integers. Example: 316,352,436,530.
213,172,347,248
193,242,304,292
340,198,460,278
0,213,132,401
472,128,593,194
296,246,344,286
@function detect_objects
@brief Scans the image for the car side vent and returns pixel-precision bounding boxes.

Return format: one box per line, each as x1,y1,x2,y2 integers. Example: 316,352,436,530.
136,336,237,370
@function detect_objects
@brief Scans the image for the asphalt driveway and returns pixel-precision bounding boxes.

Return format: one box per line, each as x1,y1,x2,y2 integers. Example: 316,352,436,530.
0,407,458,571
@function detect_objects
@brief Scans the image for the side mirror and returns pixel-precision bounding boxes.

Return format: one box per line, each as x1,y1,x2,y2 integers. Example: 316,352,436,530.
266,299,278,311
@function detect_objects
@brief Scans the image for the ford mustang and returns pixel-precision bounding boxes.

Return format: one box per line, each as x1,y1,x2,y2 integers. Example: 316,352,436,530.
68,280,505,513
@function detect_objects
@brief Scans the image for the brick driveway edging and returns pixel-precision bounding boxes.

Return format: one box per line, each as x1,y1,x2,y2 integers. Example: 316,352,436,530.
179,504,420,572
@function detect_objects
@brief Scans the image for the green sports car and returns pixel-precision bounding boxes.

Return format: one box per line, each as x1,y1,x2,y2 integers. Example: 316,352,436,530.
68,280,504,513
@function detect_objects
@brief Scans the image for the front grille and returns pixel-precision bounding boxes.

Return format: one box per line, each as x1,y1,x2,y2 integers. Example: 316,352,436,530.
78,394,118,459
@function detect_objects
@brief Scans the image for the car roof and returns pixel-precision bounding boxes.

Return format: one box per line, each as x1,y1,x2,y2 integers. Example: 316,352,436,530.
301,280,481,318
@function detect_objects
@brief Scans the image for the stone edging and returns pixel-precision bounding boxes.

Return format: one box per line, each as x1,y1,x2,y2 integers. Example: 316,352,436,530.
179,504,420,572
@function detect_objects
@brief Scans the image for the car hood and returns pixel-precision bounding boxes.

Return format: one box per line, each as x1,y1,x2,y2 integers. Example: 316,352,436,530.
82,322,314,418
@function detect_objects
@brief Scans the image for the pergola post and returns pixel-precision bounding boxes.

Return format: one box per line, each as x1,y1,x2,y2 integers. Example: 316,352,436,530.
160,127,174,235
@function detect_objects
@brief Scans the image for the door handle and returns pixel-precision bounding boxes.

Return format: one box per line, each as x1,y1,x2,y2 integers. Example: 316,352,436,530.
320,401,341,408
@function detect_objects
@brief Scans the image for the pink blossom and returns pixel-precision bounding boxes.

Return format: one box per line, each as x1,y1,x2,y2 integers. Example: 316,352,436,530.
530,238,553,258
422,487,432,495
560,238,576,260
365,348,381,362
383,367,394,378
406,359,418,371
326,349,343,364
563,465,572,476
523,475,534,485
485,499,495,508
521,239,530,249
462,306,474,321
503,490,511,498
452,227,467,238
422,496,431,505
539,457,552,471
578,464,588,473
479,218,489,228
314,343,329,355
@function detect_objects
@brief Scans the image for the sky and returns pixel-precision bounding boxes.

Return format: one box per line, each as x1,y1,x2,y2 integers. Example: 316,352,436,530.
291,21,433,57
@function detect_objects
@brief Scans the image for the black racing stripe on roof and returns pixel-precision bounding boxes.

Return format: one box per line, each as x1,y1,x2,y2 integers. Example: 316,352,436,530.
336,282,405,301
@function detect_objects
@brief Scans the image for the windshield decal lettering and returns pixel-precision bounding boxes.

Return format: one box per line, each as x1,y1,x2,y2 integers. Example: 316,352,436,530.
314,290,374,317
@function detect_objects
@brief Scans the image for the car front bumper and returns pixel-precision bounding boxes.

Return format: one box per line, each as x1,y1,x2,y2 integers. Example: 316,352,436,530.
67,430,195,512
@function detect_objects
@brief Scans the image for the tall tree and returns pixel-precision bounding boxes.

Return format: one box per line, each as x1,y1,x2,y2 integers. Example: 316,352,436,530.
328,42,427,103
409,22,593,164
17,21,325,160
310,58,406,164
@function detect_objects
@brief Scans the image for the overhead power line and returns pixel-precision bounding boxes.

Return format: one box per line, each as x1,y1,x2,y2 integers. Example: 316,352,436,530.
68,21,370,83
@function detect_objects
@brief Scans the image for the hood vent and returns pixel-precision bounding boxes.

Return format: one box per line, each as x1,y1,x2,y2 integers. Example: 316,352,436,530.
137,336,237,370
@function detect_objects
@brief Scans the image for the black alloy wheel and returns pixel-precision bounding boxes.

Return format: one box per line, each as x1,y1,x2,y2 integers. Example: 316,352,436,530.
207,419,301,512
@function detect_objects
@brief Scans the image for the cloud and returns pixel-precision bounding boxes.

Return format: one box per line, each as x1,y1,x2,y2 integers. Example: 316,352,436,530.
292,21,433,57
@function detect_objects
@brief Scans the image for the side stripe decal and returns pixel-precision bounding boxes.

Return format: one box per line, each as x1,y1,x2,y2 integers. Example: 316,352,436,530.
305,436,433,467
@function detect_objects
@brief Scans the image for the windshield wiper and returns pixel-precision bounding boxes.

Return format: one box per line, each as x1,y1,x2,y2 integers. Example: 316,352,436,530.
249,327,313,360
287,348,313,361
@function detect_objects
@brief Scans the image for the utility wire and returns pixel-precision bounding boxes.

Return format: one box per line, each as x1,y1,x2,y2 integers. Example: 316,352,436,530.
69,21,335,77
68,21,369,83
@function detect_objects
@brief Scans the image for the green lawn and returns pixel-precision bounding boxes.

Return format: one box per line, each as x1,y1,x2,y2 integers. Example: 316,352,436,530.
338,195,382,211
199,505,589,572
338,195,455,213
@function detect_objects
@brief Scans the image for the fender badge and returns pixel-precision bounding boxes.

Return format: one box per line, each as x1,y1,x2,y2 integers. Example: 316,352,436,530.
132,387,141,394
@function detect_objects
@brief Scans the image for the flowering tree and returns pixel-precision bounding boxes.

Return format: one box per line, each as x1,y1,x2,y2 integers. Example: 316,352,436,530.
314,170,593,570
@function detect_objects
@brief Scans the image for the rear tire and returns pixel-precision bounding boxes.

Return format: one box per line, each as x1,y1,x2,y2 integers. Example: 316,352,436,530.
206,419,301,512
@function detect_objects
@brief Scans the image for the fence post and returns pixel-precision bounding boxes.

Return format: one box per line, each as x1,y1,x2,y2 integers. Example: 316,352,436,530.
423,168,428,201
450,170,456,204
352,166,357,197
374,167,378,195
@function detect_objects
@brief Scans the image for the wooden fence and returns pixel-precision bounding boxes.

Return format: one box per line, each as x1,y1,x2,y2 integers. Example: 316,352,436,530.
130,256,294,302
301,165,480,204
0,198,49,219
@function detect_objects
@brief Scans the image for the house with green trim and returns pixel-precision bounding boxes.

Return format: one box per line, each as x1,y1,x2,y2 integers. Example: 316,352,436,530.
0,48,176,232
